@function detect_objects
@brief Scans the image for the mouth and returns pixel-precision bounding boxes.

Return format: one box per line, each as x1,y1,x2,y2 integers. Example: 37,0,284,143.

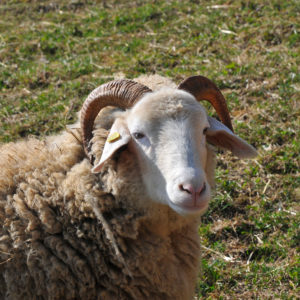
168,197,209,215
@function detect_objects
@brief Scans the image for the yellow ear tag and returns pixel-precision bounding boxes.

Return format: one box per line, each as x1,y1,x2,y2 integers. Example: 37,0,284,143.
107,132,121,143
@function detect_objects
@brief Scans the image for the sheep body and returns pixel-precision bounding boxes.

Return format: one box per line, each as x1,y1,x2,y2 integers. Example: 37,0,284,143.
0,134,201,299
0,75,211,300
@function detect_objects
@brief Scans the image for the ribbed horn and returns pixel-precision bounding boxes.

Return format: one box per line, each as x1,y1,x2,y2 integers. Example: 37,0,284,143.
178,75,233,132
81,79,152,158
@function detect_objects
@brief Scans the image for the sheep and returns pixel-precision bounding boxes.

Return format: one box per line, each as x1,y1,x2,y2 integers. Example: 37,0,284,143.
0,74,257,300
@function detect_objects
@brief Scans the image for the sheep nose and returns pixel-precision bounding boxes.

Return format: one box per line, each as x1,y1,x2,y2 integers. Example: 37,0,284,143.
179,182,206,196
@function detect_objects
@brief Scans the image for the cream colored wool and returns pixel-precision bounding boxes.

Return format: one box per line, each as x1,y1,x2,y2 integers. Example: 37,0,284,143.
0,75,216,300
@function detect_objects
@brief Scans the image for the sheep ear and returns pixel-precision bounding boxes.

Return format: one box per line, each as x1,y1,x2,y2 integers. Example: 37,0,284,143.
206,116,257,159
92,119,131,173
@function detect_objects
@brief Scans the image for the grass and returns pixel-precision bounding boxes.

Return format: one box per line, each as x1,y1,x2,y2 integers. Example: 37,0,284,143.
0,0,299,298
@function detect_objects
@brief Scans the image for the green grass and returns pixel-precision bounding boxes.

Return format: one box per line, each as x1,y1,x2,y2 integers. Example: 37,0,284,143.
0,0,299,298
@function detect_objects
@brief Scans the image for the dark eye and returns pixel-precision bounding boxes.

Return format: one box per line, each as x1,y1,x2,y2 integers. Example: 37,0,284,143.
133,132,145,139
203,127,209,135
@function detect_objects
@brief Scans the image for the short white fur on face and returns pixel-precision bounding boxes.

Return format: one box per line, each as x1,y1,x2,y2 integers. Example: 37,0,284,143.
127,89,211,215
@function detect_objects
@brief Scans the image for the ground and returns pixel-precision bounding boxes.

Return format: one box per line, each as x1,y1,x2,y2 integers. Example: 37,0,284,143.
0,0,299,299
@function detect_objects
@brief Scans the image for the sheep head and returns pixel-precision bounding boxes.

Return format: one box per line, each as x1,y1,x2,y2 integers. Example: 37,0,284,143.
81,76,257,215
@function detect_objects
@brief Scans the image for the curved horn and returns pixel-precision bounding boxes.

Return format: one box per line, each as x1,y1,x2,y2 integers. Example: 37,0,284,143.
178,76,233,132
81,79,152,158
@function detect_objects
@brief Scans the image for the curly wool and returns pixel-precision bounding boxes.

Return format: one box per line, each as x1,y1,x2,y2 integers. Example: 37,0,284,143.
0,117,206,300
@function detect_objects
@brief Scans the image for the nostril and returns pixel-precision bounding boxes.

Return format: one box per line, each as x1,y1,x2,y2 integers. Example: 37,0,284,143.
198,182,206,195
179,183,193,195
179,182,206,195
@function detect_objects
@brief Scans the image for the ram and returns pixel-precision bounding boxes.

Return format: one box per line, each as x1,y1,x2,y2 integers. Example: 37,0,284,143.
0,75,257,300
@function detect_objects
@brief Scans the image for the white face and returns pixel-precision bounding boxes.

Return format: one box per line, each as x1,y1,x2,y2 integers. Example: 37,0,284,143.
127,90,211,216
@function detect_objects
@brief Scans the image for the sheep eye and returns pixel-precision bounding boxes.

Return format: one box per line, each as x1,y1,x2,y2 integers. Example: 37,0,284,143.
133,132,145,140
203,127,209,135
